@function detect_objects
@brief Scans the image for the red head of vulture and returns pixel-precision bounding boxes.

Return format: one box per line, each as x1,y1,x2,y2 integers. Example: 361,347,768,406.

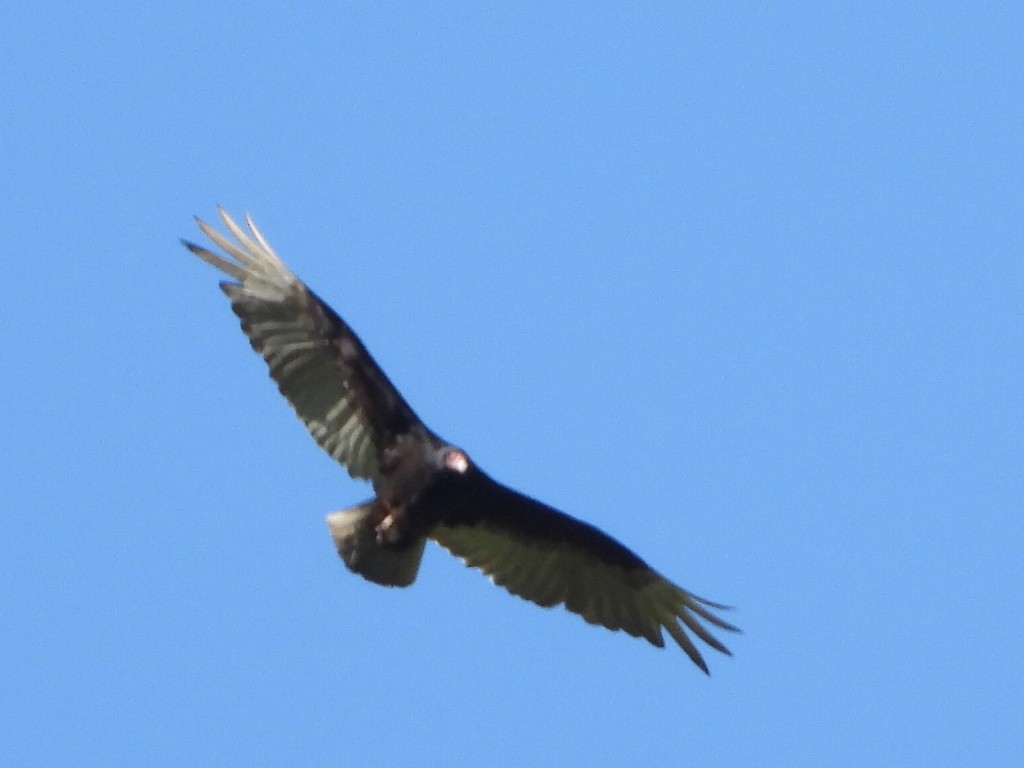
183,208,739,673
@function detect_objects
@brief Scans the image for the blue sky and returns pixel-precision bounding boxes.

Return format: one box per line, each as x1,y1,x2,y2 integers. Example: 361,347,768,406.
2,3,1021,765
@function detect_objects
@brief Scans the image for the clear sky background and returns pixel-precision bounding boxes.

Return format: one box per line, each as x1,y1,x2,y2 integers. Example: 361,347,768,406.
2,3,1021,766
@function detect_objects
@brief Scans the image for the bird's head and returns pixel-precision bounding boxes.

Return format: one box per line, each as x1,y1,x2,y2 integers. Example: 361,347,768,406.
438,446,471,475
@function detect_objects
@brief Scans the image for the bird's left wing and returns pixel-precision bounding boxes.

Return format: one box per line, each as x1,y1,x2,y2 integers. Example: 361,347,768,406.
430,473,738,673
183,207,423,481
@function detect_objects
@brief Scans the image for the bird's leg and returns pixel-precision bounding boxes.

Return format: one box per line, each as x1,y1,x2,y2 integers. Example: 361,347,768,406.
375,513,398,542
375,502,405,545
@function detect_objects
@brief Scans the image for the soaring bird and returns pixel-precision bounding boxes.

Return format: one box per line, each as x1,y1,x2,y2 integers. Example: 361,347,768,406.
183,208,738,673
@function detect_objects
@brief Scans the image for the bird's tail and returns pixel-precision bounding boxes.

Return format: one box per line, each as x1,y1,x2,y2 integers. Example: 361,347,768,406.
325,501,426,587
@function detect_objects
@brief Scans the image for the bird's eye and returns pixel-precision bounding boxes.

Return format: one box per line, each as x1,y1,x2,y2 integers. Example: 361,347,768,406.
443,449,470,474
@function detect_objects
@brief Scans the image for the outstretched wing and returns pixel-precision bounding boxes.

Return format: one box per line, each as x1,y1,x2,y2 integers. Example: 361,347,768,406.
183,207,422,481
431,473,738,673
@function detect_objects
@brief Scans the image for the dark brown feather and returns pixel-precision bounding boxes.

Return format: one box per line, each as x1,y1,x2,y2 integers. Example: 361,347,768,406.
429,470,739,673
184,208,424,481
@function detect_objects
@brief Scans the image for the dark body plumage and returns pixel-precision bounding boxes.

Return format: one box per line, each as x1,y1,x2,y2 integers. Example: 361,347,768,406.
183,208,739,673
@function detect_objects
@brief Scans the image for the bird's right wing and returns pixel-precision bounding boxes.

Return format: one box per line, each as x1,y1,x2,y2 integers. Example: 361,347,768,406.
183,207,423,481
431,473,738,673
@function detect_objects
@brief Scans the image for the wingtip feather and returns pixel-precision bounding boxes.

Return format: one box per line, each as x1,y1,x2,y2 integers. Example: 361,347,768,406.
665,620,710,674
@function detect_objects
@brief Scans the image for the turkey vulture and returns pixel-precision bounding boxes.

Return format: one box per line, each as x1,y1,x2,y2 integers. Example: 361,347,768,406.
183,207,738,673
